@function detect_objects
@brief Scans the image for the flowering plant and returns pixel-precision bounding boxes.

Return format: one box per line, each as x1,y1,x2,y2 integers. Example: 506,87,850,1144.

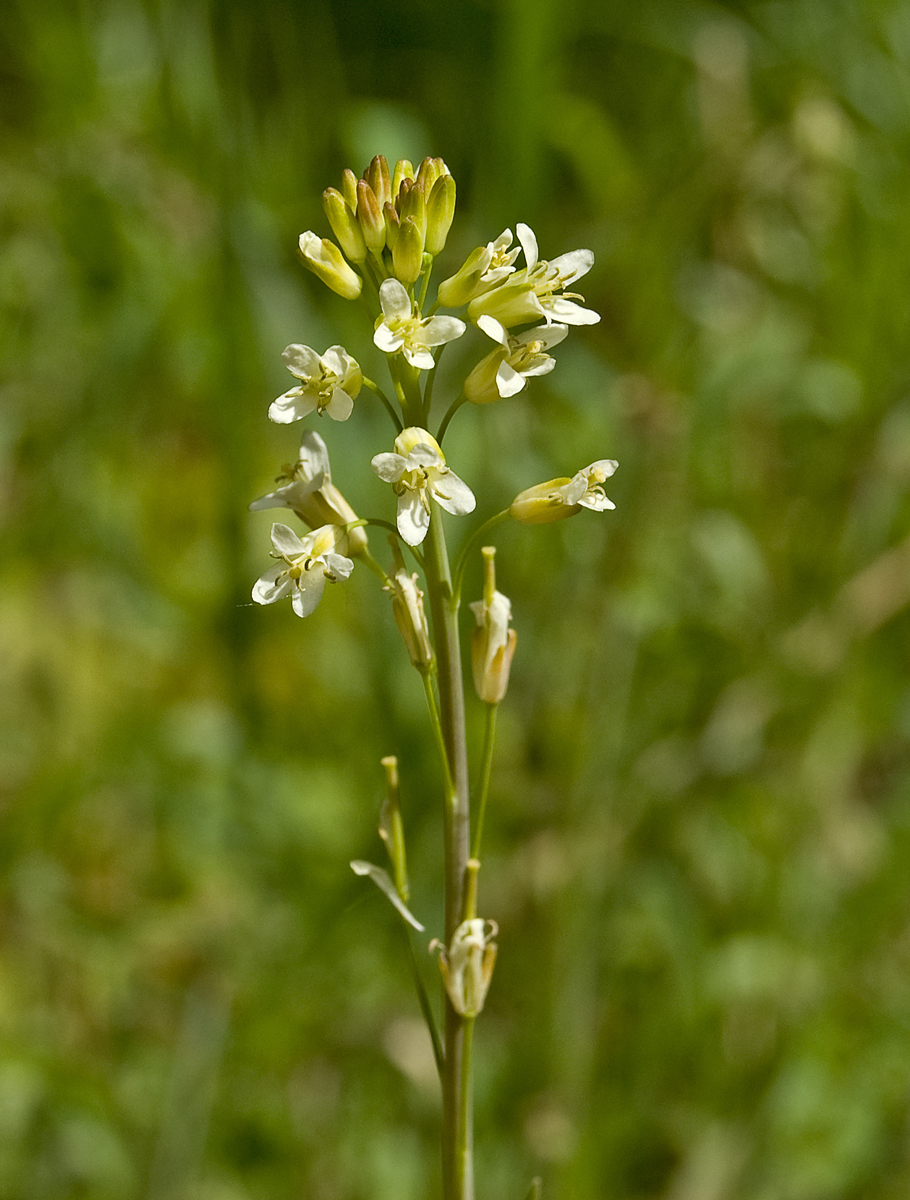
249,155,616,1200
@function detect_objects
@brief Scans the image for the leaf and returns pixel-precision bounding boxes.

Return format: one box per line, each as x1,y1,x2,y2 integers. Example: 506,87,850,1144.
350,860,425,931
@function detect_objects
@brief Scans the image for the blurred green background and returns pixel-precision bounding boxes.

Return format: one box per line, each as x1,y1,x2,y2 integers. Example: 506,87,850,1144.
4,0,910,1197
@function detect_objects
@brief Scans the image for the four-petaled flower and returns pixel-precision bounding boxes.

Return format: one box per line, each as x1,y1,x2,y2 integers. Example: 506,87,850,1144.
468,222,600,334
373,279,465,370
248,429,367,555
372,427,475,546
270,344,362,424
510,460,618,524
464,317,569,403
252,522,354,618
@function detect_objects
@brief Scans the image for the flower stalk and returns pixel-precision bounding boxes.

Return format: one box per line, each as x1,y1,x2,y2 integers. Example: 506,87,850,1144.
247,154,615,1200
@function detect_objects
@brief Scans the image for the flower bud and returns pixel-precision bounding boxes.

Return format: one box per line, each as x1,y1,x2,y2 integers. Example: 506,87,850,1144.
340,168,358,211
383,201,400,251
469,547,517,703
356,179,386,254
399,179,427,246
437,245,493,308
365,154,391,208
431,918,498,1018
393,215,425,285
416,156,447,194
298,231,362,300
322,188,367,263
391,158,415,200
426,173,456,255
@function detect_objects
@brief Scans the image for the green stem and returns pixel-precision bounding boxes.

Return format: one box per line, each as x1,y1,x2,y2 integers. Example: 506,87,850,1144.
423,505,474,1200
471,703,497,861
435,390,465,444
422,672,455,796
362,376,403,431
402,925,445,1081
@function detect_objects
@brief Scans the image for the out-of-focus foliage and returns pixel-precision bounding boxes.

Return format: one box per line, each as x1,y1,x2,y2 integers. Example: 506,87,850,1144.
3,0,910,1197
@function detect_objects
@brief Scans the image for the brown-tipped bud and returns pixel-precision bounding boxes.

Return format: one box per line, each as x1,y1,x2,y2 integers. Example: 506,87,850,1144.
393,215,424,285
356,179,386,254
392,158,415,201
322,188,367,263
297,231,362,300
426,174,457,255
340,168,358,211
383,201,401,251
399,179,427,246
365,155,391,208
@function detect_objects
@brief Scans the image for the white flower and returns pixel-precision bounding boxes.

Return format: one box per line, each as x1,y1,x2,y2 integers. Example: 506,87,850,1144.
371,426,475,546
562,460,618,511
510,460,618,524
269,344,362,424
373,279,465,370
436,229,521,308
248,430,367,555
252,522,353,618
464,317,569,403
467,222,600,331
430,918,498,1018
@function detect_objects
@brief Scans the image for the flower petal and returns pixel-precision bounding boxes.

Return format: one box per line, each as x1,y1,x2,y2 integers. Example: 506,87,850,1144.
282,344,321,378
249,480,318,512
269,388,314,423
290,570,327,617
420,315,466,347
403,343,437,370
379,277,412,321
322,552,354,581
516,222,539,271
543,297,601,325
476,313,509,346
298,429,331,481
374,323,405,354
326,387,355,420
516,322,568,350
252,564,292,604
549,249,594,284
270,522,307,559
321,345,350,376
371,452,407,482
432,471,476,515
495,360,527,397
397,491,431,546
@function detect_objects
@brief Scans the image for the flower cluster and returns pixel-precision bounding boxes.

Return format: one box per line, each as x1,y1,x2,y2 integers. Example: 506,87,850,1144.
249,153,618,636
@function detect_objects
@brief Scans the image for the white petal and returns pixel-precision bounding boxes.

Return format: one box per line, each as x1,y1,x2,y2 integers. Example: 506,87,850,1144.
269,388,314,423
495,360,527,397
543,297,601,325
270,522,306,559
290,570,326,617
549,248,594,284
397,492,431,545
432,471,476,515
409,443,443,468
516,222,539,271
252,564,292,604
374,322,405,353
520,355,556,378
371,451,407,482
322,552,354,580
321,345,351,376
578,492,615,512
298,429,331,481
326,387,354,420
586,459,619,479
477,313,509,346
379,277,412,320
403,343,437,370
282,344,320,378
420,315,466,346
515,322,568,349
248,480,316,512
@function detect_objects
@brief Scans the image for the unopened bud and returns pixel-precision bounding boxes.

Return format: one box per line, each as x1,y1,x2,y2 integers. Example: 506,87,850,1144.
426,174,456,255
399,180,427,246
393,215,425,285
298,231,362,300
322,188,367,263
340,168,358,211
391,158,415,200
356,180,386,255
365,155,391,208
416,156,447,194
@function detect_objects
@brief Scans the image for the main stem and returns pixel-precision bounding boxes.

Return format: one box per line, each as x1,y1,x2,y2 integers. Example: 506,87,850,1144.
424,507,474,1200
